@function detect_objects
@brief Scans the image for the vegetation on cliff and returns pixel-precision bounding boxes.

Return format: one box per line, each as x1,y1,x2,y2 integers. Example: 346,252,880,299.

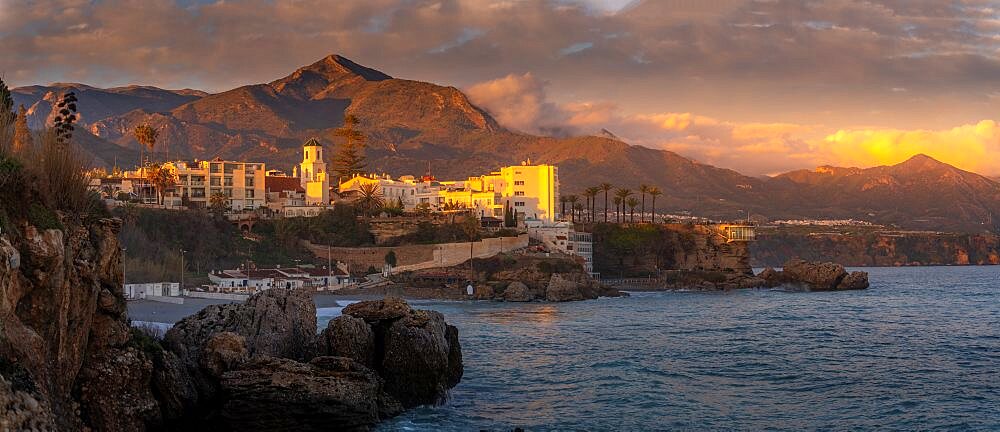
591,223,694,277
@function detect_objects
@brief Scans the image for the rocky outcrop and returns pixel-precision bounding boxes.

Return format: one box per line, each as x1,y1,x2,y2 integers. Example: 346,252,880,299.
759,259,869,291
502,281,533,302
322,297,464,408
219,356,402,432
1,214,463,431
0,217,146,431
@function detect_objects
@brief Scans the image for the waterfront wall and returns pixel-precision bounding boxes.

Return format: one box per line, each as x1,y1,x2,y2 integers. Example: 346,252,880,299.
304,234,529,274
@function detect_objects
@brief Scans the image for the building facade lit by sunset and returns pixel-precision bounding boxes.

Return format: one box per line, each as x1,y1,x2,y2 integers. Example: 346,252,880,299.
338,162,560,222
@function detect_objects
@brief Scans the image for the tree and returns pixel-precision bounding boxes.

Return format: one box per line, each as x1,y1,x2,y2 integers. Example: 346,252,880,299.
461,214,480,275
12,105,31,153
626,197,640,223
573,202,584,223
332,114,367,183
52,92,78,147
614,188,633,224
613,196,622,223
504,200,515,227
209,192,230,216
600,182,613,222
648,186,663,224
145,163,176,205
639,184,650,223
384,250,397,267
584,186,600,222
0,77,13,124
559,195,568,219
134,124,158,166
355,182,385,216
566,195,579,222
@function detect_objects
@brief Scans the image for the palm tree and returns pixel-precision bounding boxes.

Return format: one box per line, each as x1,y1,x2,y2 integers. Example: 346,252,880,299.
599,183,613,222
613,196,622,223
559,195,569,220
145,163,176,205
134,124,158,165
356,182,385,216
566,195,579,222
639,184,650,223
626,197,640,223
614,188,633,223
573,202,584,223
584,186,600,222
648,186,662,223
209,192,229,216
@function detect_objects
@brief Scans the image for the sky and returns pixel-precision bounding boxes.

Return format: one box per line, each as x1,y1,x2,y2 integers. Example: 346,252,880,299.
1,0,999,176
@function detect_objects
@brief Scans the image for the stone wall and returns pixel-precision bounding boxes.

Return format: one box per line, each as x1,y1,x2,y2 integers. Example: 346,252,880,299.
303,234,529,274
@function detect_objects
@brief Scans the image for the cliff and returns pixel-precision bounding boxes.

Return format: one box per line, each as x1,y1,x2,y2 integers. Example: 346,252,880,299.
0,214,463,430
592,223,752,277
752,229,1000,267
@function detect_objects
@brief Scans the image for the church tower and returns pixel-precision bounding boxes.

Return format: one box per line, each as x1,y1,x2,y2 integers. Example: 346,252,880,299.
299,138,330,205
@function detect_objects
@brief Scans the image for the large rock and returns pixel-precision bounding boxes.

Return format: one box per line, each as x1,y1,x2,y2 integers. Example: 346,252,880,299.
756,259,869,291
164,288,317,371
782,259,847,290
328,299,463,408
545,273,586,302
838,271,870,290
200,332,249,378
219,356,402,432
343,296,411,322
382,309,455,407
502,281,533,302
318,315,376,369
75,346,161,431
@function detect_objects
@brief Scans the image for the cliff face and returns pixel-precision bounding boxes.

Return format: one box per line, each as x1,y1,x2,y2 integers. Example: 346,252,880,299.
752,231,1000,267
0,217,158,430
0,215,464,431
592,223,752,278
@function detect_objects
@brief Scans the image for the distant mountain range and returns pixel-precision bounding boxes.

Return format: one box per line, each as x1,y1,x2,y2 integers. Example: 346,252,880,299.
12,55,1000,233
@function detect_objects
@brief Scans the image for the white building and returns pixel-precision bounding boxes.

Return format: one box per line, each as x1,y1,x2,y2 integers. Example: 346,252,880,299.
207,265,351,293
162,160,267,211
295,138,330,205
525,220,596,275
338,162,559,222
124,282,181,299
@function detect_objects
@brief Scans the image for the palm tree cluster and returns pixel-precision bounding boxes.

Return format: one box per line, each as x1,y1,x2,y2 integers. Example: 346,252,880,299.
564,182,664,224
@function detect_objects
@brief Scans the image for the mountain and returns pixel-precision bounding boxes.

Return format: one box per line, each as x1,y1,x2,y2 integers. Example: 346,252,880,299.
768,154,1000,231
13,55,1000,232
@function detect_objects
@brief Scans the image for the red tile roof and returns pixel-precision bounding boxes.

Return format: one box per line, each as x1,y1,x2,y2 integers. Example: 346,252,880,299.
266,176,304,193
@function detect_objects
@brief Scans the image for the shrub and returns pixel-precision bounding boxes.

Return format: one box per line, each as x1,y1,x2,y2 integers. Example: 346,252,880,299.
28,203,62,230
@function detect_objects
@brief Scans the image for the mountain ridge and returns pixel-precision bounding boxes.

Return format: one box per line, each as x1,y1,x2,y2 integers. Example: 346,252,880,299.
12,55,1000,232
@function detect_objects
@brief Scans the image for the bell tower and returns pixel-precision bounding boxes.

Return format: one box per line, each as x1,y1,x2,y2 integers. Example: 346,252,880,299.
299,138,330,205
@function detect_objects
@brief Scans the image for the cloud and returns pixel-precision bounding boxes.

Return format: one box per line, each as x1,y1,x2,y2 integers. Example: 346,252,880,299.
465,72,582,136
2,0,998,174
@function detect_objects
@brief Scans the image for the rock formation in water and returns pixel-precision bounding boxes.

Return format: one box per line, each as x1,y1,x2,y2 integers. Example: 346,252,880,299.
758,259,870,291
394,253,623,302
0,216,463,431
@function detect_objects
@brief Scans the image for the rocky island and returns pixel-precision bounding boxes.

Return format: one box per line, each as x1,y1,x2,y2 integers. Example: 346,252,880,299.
0,216,462,431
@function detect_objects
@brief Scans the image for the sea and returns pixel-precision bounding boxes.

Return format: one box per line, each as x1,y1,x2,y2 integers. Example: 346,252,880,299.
314,266,1000,431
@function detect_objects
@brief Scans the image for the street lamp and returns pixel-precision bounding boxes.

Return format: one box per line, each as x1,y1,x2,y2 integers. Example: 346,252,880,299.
180,249,187,292
122,247,127,292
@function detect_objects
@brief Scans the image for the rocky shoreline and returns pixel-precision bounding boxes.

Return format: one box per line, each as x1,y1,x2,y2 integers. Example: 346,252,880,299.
0,217,462,431
638,259,870,292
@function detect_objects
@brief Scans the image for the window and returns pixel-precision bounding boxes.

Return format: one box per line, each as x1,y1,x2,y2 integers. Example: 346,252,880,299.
514,191,525,196
246,190,255,198
514,202,525,207
245,177,254,187
514,181,525,186
210,177,221,186
224,177,233,187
